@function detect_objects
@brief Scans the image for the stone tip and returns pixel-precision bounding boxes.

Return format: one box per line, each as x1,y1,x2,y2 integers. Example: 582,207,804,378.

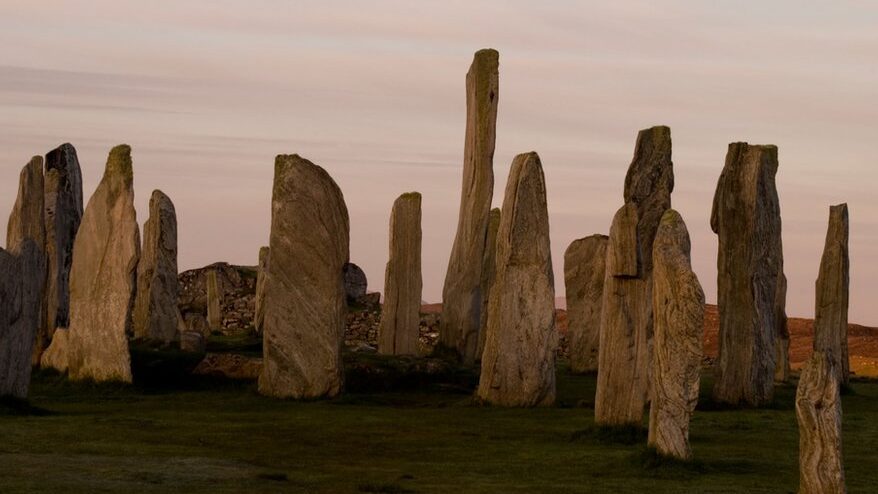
399,191,422,200
474,48,499,59
660,208,684,227
106,144,133,181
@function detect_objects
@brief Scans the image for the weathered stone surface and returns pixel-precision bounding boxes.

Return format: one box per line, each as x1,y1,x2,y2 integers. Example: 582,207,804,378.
132,190,181,342
814,204,850,386
797,351,846,494
47,145,140,382
179,330,206,353
595,126,674,426
206,269,222,332
178,262,256,334
776,272,791,382
476,207,500,360
711,143,783,407
254,246,269,334
39,327,70,372
564,234,607,374
37,143,83,364
378,192,422,356
343,263,367,304
477,152,556,407
1,158,46,398
647,210,705,460
258,154,349,399
440,48,499,364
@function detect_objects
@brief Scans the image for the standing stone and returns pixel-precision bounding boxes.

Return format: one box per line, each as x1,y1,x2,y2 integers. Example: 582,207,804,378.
343,263,367,303
477,152,556,407
776,272,791,383
45,145,140,382
132,190,181,342
35,143,83,364
378,192,422,356
595,126,674,426
797,351,846,494
1,158,46,398
440,48,499,364
647,210,705,460
254,246,270,335
206,270,222,332
476,207,501,360
258,154,349,399
564,234,608,374
711,143,783,407
813,204,850,386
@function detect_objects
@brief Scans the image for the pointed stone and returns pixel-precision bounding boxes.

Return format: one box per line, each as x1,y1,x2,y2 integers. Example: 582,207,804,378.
595,126,674,426
254,246,270,335
37,143,83,364
564,234,607,374
711,143,783,407
797,351,846,494
647,210,704,460
132,190,181,342
477,152,556,407
45,145,140,382
814,204,850,386
476,207,500,360
343,263,367,304
378,192,422,356
440,48,499,364
258,154,349,399
206,270,222,332
1,158,46,398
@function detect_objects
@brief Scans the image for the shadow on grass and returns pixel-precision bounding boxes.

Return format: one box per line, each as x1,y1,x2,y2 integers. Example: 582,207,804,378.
357,483,417,494
0,395,54,416
570,424,647,446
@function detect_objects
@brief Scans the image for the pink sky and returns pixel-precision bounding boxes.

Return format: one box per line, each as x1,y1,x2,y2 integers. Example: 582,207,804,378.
1,1,876,323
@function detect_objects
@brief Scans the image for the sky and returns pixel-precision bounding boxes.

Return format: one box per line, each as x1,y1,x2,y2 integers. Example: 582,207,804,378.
1,1,876,323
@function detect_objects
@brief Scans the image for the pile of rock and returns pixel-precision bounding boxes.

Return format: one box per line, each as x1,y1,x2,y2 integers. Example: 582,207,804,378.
178,263,256,335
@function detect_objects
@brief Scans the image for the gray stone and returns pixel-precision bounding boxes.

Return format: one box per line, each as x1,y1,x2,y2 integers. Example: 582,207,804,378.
797,351,846,494
476,207,500,360
564,234,607,374
776,272,790,383
132,190,181,342
711,143,783,407
378,192,422,356
343,263,367,304
595,126,673,426
180,330,206,353
254,246,269,334
813,203,850,386
477,152,556,407
258,154,349,399
440,48,499,364
647,210,705,460
206,269,222,332
45,145,140,382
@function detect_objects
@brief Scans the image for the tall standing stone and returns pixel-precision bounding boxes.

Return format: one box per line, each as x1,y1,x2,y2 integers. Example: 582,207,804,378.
254,246,270,335
647,210,705,460
46,145,140,382
711,143,783,407
564,234,607,374
206,270,222,332
1,158,46,398
476,207,500,360
35,143,83,364
797,351,846,494
814,203,850,386
440,48,499,364
132,190,182,342
477,152,556,407
378,192,422,356
258,154,349,399
595,126,674,426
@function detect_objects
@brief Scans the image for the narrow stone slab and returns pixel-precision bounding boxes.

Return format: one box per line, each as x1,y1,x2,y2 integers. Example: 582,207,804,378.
564,234,607,374
378,192,422,356
478,152,556,407
814,203,850,385
476,207,500,360
254,246,270,335
797,351,846,494
258,154,349,399
440,48,499,364
648,210,704,460
206,269,222,332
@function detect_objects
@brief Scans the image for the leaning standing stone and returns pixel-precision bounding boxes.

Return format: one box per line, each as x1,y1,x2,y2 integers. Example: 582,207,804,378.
440,48,499,364
797,351,846,494
132,190,182,342
647,210,705,460
47,145,140,382
595,126,674,426
254,246,270,335
206,269,222,332
563,234,607,374
711,143,784,407
378,192,423,356
813,203,850,385
478,152,557,407
258,154,349,399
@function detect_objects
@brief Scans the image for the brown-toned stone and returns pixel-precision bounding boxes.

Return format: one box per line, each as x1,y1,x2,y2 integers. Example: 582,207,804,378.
813,203,850,385
563,234,607,374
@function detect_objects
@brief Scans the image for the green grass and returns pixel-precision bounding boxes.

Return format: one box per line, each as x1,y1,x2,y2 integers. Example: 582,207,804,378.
1,365,876,493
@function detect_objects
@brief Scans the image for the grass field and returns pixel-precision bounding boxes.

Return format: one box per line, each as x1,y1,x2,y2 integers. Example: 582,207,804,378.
1,362,876,493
